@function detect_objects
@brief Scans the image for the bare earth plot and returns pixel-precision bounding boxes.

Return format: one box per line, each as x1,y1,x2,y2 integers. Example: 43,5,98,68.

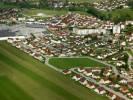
0,41,108,100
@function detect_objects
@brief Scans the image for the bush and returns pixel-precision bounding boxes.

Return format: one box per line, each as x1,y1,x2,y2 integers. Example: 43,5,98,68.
127,0,133,9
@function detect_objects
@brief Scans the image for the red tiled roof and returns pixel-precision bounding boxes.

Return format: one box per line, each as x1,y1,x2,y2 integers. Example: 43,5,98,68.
63,70,70,73
79,77,86,82
75,74,81,78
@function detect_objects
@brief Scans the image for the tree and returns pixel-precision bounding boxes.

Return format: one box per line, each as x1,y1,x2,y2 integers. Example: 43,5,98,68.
124,24,133,35
109,74,118,83
39,0,48,8
87,7,110,20
87,6,100,17
30,33,36,40
41,56,46,63
127,0,133,9
112,13,132,24
65,0,68,5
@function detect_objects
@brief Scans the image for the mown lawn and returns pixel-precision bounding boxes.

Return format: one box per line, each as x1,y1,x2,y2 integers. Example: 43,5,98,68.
0,41,108,100
23,9,68,17
23,8,89,17
68,0,102,3
49,57,106,69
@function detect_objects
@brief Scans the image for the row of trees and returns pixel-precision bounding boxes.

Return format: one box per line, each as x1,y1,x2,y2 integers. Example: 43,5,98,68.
0,0,26,3
87,7,132,24
3,0,133,9
1,0,132,23
127,0,133,9
68,5,132,23
124,24,133,35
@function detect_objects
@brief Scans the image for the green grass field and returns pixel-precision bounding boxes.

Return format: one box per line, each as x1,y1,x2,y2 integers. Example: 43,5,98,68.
49,57,106,69
110,8,133,20
68,0,103,3
23,8,89,17
0,2,20,8
23,9,68,17
0,41,108,100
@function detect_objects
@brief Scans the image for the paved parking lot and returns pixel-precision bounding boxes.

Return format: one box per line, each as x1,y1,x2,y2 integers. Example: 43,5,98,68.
0,24,46,37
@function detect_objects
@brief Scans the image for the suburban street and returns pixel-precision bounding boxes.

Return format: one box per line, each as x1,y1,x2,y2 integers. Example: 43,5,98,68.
70,69,129,100
44,56,130,100
0,0,133,100
52,56,133,82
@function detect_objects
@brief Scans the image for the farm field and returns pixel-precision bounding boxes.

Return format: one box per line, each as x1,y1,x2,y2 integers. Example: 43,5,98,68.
0,41,108,100
49,57,106,69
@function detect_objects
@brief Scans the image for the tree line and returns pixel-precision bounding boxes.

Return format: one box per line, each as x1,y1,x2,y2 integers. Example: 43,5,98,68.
1,0,133,23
